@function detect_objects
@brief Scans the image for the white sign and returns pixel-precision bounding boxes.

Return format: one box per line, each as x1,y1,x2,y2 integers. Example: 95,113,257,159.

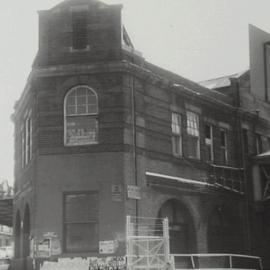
127,185,141,200
37,238,51,258
99,240,115,254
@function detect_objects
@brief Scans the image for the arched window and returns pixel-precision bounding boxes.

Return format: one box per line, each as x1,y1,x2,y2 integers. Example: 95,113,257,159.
64,85,98,146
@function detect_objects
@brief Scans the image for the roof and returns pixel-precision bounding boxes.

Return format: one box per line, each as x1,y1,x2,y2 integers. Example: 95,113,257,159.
44,0,113,13
144,62,235,105
199,70,249,89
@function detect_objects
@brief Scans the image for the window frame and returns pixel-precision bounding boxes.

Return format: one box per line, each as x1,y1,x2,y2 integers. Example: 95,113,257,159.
255,133,263,154
205,123,214,162
21,111,32,168
171,112,182,157
63,191,99,253
21,125,25,168
220,128,228,165
242,128,249,154
71,9,88,50
64,85,98,147
186,111,200,159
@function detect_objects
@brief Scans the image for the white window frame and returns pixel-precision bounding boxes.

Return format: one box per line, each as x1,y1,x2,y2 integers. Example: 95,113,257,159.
171,112,182,157
186,111,200,159
64,85,98,146
205,124,214,162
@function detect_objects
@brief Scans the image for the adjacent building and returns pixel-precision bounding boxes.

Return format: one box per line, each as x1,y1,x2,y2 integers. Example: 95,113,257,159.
12,1,270,270
200,24,270,269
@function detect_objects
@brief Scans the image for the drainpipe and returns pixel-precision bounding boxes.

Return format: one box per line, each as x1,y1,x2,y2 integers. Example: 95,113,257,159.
130,71,138,219
236,78,254,254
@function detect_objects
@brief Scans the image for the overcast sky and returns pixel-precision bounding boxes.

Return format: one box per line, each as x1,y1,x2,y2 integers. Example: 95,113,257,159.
1,0,270,185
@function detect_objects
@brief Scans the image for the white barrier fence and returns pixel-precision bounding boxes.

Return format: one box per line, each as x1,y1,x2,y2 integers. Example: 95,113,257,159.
172,253,263,270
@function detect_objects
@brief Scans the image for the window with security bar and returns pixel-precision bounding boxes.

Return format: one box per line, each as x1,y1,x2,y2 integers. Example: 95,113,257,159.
186,111,200,159
171,112,182,157
63,192,98,252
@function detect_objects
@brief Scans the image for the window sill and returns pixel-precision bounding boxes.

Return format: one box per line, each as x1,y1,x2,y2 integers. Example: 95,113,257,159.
172,154,183,158
69,45,90,52
64,141,98,147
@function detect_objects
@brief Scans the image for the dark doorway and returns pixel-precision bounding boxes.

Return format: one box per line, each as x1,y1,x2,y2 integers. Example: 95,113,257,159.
208,206,242,253
15,211,21,258
158,199,196,254
22,205,30,260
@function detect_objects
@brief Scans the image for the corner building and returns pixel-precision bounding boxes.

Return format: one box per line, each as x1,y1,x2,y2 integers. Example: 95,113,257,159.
13,0,253,269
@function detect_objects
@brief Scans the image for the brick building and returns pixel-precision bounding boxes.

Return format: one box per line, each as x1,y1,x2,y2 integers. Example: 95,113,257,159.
12,1,270,270
200,24,270,269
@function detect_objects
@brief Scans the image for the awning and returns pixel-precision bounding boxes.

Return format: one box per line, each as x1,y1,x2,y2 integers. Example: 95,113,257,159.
145,171,212,187
145,171,243,195
0,198,13,227
254,150,270,163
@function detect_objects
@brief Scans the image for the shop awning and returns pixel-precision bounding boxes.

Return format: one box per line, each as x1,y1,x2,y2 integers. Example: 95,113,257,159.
0,198,13,227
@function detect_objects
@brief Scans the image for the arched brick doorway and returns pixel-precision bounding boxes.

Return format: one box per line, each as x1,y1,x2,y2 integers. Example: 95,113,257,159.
157,199,196,254
14,210,21,258
22,204,30,258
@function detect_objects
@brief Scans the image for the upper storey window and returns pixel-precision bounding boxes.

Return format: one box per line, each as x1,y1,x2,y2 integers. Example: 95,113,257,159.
72,9,88,50
205,124,214,162
186,111,200,159
255,133,263,154
64,86,98,146
21,112,32,168
171,112,182,157
220,128,228,165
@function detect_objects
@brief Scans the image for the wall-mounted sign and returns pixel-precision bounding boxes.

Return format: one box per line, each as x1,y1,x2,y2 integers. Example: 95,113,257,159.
99,240,116,254
41,256,127,270
127,185,141,200
36,238,51,258
111,185,122,202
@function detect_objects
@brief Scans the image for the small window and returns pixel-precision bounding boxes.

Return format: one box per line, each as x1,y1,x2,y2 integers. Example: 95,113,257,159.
205,124,213,162
25,116,32,164
256,134,263,154
242,128,249,154
187,111,200,159
64,86,98,146
220,129,228,165
64,192,98,253
21,127,25,168
21,113,32,168
72,10,88,50
171,112,182,156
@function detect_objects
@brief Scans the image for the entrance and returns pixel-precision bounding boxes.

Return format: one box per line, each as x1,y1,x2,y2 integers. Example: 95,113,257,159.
158,199,195,254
